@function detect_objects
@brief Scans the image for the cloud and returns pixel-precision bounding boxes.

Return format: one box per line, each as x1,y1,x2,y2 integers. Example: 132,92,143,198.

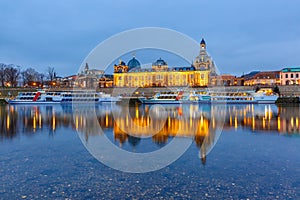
0,0,299,76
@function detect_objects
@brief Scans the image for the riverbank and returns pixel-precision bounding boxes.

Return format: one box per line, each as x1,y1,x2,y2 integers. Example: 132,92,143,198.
0,99,8,105
276,97,300,104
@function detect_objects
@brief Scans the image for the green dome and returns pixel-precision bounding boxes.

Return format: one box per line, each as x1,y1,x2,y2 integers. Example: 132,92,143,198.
127,57,141,71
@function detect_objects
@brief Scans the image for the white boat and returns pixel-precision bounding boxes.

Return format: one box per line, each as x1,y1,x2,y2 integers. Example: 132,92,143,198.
8,90,120,104
98,92,120,103
7,91,62,104
198,90,278,104
139,91,200,104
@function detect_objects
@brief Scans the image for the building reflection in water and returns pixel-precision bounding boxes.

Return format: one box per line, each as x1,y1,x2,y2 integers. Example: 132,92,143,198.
1,103,300,164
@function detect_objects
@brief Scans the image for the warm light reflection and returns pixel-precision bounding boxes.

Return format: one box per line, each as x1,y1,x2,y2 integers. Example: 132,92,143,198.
33,115,36,130
2,104,300,149
105,112,109,127
75,115,79,130
278,116,281,132
252,116,255,130
234,116,238,130
6,115,10,130
52,115,56,131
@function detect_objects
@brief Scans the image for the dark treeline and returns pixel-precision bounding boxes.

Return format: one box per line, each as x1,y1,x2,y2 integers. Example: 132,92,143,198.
0,63,57,87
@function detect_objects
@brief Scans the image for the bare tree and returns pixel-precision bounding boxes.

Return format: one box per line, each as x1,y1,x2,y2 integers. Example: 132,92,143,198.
47,67,56,81
38,73,46,86
0,63,6,87
21,68,39,86
5,64,20,87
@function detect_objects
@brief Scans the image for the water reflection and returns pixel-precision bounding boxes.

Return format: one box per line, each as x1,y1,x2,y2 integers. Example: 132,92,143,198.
1,104,300,164
2,104,299,137
223,104,300,133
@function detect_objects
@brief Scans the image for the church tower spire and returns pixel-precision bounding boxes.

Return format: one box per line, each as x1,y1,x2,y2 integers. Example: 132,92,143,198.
200,38,206,49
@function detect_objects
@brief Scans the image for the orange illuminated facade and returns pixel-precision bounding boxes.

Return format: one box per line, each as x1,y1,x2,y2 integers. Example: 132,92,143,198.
244,71,280,86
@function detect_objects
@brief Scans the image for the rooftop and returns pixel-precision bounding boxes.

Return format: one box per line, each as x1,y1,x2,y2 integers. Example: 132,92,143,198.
282,67,300,72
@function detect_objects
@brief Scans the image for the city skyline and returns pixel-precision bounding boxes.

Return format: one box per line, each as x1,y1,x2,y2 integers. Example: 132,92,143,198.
1,0,300,77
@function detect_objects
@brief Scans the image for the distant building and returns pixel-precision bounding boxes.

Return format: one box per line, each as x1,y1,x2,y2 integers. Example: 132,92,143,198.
244,71,280,86
280,67,300,85
60,75,77,88
210,74,244,86
99,75,113,88
113,39,214,87
76,63,104,88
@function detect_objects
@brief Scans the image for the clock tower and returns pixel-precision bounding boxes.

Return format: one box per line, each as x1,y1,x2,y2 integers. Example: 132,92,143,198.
193,38,217,76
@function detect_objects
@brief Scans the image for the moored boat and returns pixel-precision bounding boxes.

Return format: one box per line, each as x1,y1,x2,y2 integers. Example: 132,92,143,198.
139,91,199,104
197,90,278,104
8,90,120,104
7,91,62,104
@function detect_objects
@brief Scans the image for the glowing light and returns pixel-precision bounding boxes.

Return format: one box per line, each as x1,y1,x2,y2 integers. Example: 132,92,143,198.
105,112,109,127
234,116,238,129
6,115,10,130
52,115,56,131
75,115,79,130
135,108,139,119
277,116,281,131
33,116,36,130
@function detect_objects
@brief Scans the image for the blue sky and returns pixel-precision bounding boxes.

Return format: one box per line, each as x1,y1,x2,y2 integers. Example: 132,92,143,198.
0,0,299,76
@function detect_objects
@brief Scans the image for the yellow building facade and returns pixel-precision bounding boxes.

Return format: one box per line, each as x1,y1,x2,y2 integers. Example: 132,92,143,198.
113,39,214,87
114,67,209,87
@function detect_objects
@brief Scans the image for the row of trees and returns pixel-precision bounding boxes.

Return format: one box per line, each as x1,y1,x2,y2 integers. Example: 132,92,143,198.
0,63,57,87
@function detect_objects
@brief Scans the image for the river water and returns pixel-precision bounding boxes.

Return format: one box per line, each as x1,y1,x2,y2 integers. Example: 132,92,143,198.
0,104,300,199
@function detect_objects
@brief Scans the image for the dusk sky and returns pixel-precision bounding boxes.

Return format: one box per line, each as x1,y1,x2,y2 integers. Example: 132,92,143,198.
0,0,300,76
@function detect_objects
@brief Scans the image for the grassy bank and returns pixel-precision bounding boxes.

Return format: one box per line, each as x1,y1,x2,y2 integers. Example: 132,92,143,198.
276,97,300,104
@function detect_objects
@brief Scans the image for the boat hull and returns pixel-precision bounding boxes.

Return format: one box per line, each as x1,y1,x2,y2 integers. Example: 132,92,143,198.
139,99,198,104
8,100,61,105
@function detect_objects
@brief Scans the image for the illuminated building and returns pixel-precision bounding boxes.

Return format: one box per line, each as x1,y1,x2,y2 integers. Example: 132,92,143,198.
193,38,217,76
113,39,214,87
280,67,300,85
244,71,280,86
210,74,244,86
76,63,104,88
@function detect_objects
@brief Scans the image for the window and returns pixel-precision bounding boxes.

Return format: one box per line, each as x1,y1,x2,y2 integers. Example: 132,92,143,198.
291,74,294,78
285,74,288,78
296,74,299,78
